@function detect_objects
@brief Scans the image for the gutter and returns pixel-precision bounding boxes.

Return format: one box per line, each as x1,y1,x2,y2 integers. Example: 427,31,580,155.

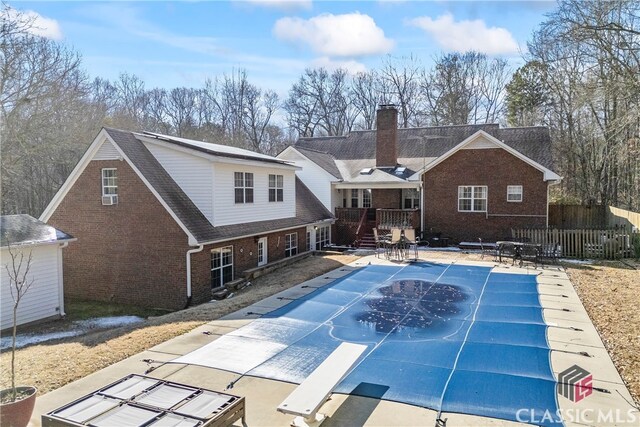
186,245,204,307
58,241,70,318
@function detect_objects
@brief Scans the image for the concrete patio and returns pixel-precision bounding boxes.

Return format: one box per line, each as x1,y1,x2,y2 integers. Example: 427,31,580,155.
30,253,638,427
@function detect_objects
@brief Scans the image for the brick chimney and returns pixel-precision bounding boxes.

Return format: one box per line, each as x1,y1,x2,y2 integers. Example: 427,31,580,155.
376,104,398,167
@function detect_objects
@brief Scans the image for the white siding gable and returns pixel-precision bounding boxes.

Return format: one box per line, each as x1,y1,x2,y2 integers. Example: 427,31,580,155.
462,136,499,150
278,148,335,213
93,138,120,160
213,163,296,226
143,142,214,224
1,245,62,330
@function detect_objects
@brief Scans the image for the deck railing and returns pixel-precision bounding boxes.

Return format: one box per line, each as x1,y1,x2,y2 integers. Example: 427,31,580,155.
511,227,639,259
335,208,367,224
376,209,420,230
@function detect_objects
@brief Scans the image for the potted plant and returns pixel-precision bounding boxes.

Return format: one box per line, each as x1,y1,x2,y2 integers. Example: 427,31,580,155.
1,244,37,427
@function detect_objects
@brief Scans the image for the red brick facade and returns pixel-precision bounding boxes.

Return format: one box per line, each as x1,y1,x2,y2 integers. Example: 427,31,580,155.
423,148,548,242
48,159,309,309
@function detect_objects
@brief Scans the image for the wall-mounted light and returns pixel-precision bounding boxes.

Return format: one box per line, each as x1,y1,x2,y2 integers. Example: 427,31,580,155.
314,226,318,231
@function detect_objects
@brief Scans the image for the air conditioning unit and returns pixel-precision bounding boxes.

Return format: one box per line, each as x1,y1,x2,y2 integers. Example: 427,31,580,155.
101,195,118,205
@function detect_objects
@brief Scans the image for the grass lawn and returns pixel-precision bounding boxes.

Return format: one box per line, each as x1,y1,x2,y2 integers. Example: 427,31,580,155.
64,299,168,321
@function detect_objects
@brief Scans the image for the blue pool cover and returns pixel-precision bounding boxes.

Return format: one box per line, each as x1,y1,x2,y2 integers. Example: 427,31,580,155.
180,262,563,426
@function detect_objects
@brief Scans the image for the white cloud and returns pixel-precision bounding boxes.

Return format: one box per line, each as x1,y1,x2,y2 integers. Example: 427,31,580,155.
243,0,312,11
273,12,394,58
7,8,62,40
407,13,519,55
310,57,367,74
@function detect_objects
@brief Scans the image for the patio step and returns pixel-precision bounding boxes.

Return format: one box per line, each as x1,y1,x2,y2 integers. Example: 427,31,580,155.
358,234,376,249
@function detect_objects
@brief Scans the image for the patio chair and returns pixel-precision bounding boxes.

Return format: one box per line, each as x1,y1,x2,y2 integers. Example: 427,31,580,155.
373,228,391,258
539,243,561,265
499,242,517,263
403,228,419,260
478,238,498,261
387,228,403,259
519,243,540,267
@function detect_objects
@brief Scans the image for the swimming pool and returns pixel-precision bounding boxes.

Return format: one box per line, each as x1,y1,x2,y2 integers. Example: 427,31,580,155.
177,262,563,426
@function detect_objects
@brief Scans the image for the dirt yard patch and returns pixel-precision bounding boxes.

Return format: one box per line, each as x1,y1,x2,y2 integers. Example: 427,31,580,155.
0,253,359,395
563,259,640,405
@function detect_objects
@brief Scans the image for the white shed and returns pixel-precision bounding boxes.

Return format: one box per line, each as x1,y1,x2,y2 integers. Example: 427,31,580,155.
1,215,74,331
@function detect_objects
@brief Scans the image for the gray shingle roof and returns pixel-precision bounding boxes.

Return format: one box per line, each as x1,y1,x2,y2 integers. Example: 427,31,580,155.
295,147,342,179
1,214,74,247
105,128,333,245
293,124,555,179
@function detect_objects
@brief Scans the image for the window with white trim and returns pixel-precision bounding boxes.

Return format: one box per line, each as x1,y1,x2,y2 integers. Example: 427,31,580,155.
211,246,233,288
234,172,254,204
285,233,297,257
362,189,372,208
102,168,118,196
507,185,523,202
402,188,420,209
268,174,283,202
315,225,330,250
458,186,487,212
351,189,359,208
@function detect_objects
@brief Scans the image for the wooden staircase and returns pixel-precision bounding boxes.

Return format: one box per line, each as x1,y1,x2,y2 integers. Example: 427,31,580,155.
358,233,376,249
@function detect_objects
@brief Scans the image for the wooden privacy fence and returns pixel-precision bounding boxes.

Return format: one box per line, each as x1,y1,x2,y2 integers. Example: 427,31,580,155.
511,227,638,259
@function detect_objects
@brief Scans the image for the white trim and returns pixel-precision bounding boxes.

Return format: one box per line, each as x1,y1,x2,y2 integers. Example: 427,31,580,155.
334,182,419,190
101,168,118,196
410,130,562,182
140,135,300,171
39,129,199,245
57,241,69,317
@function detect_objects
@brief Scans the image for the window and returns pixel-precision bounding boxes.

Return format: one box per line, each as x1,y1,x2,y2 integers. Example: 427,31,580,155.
458,186,487,212
315,225,330,250
507,185,523,202
285,233,297,257
234,172,254,204
269,174,283,202
362,189,372,208
211,246,233,289
102,168,118,196
351,189,359,208
403,188,420,209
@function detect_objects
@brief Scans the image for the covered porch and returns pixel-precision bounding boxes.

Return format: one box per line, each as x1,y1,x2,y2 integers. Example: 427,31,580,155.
333,183,422,247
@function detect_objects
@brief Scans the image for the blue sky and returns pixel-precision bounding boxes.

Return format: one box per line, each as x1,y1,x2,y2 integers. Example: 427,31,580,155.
11,1,556,96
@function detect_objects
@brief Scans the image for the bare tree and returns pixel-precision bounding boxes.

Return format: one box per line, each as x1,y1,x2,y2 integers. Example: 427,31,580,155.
379,55,422,127
3,243,34,402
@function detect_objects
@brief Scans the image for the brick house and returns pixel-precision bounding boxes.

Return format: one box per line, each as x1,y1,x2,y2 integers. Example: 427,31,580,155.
41,128,333,309
278,105,561,244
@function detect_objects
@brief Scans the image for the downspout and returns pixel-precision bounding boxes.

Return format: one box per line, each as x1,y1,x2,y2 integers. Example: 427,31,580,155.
419,182,424,233
58,242,69,318
186,245,204,308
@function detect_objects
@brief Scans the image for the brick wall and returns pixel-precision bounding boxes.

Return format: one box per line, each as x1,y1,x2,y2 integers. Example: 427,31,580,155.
376,107,398,167
372,189,402,209
48,159,192,310
423,148,548,242
191,227,307,299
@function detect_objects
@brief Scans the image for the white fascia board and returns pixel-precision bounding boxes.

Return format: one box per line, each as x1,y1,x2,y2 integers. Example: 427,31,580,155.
414,130,562,182
279,146,337,178
0,237,78,250
139,136,299,171
334,182,420,189
40,129,114,222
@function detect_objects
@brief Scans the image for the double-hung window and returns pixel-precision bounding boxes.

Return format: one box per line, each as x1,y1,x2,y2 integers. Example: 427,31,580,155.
211,246,233,288
458,186,487,212
507,185,523,202
234,172,254,204
362,189,372,208
102,168,118,196
269,174,283,202
285,233,297,257
402,188,420,209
